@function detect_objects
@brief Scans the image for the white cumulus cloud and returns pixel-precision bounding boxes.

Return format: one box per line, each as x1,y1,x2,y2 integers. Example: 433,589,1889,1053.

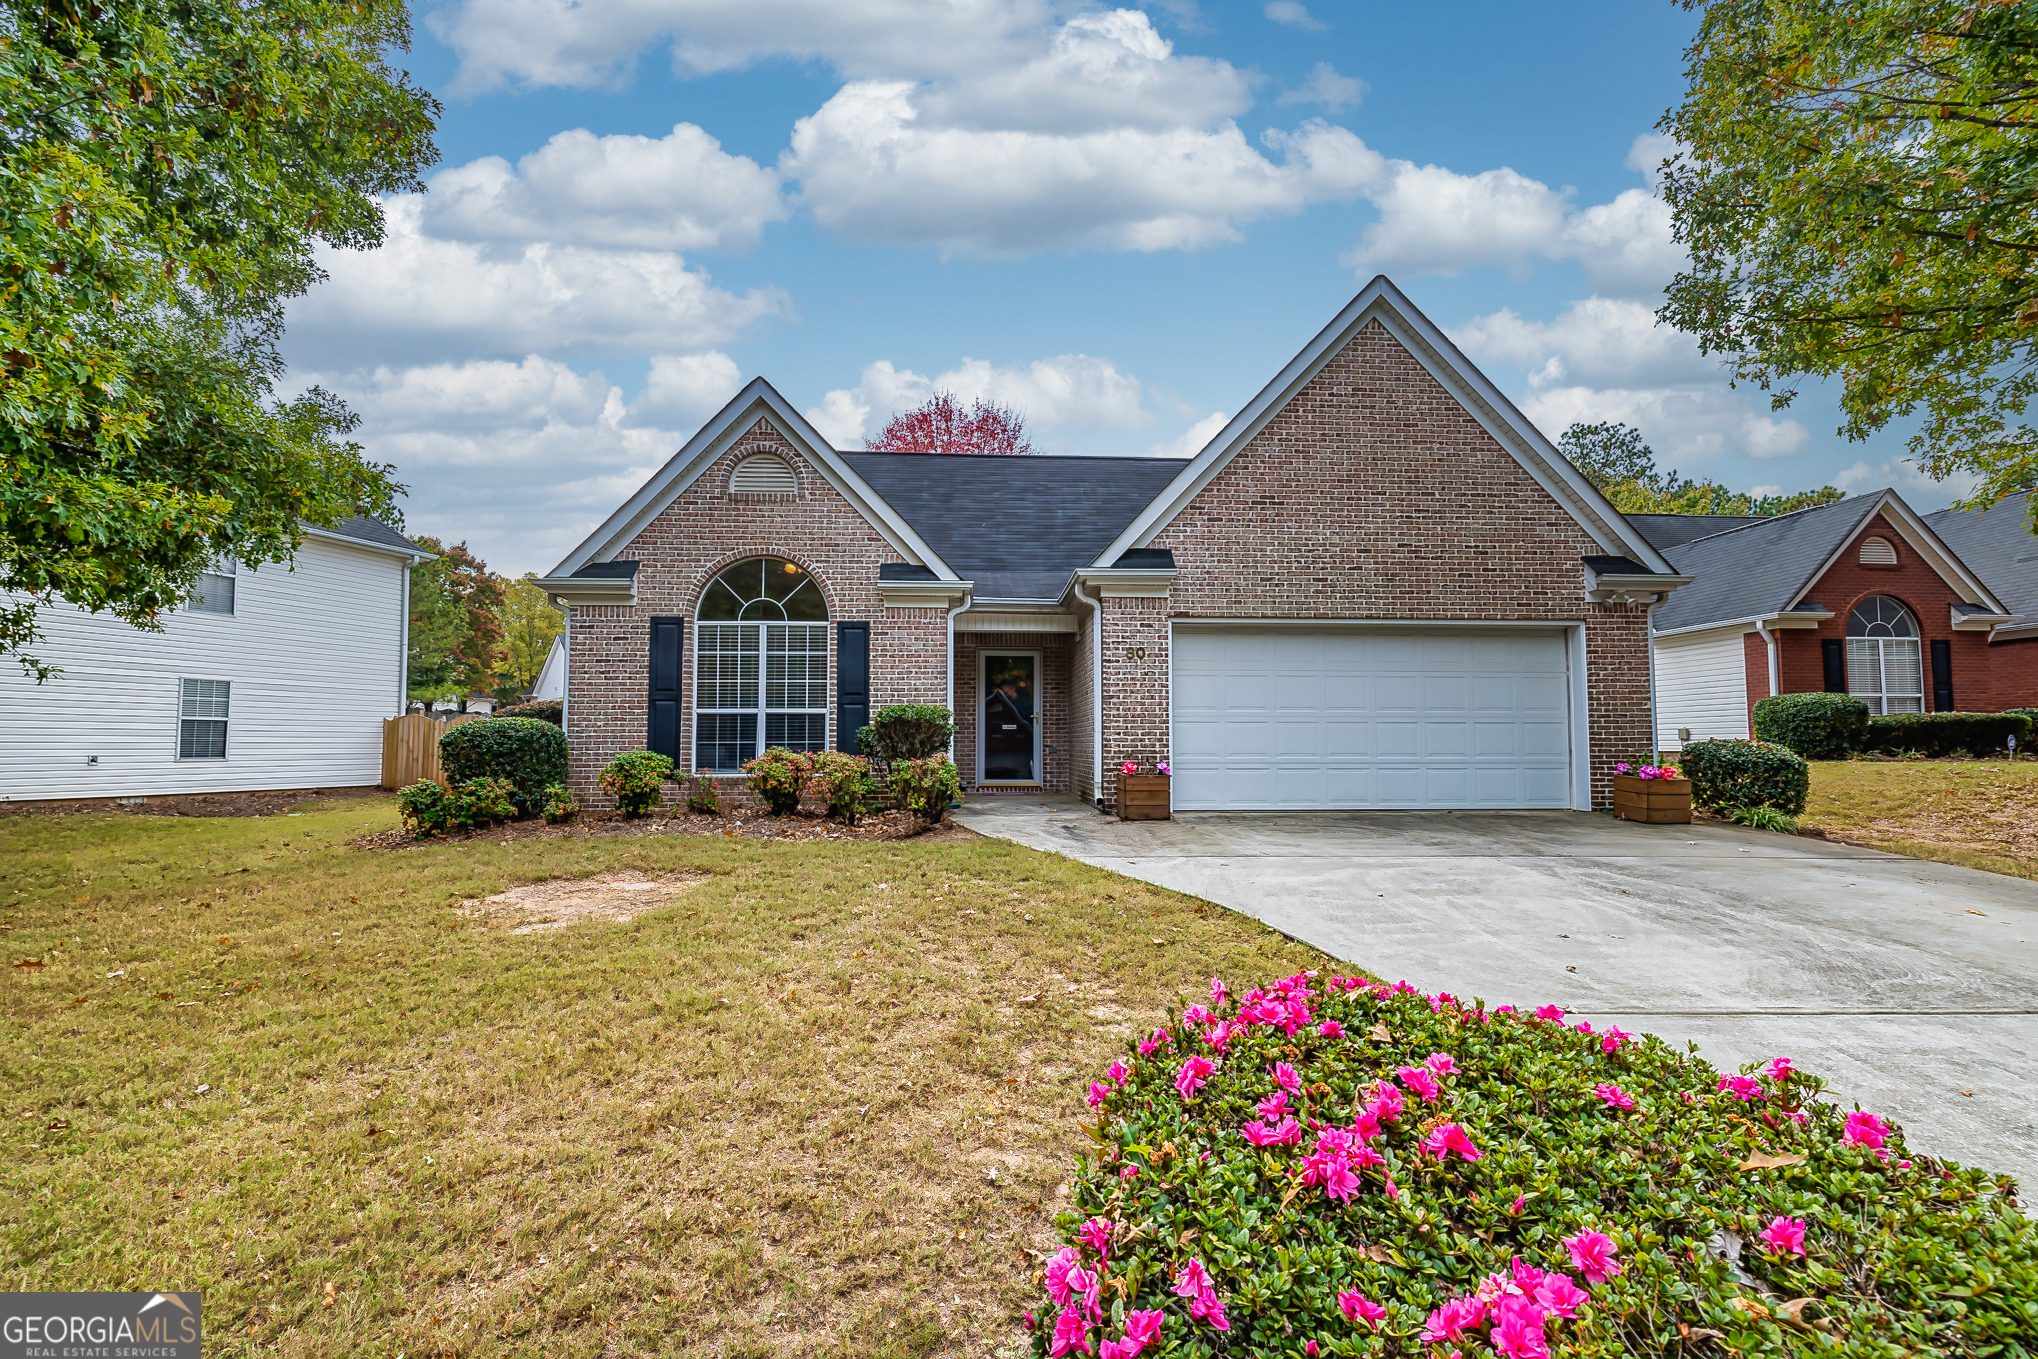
806,353,1152,448
627,351,746,426
1264,1,1324,30
1836,457,1977,503
1277,62,1364,114
1150,411,1228,458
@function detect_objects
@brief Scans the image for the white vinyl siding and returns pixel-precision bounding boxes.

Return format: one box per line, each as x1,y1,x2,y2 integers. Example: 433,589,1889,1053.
1170,626,1572,811
0,535,408,800
1654,629,1750,750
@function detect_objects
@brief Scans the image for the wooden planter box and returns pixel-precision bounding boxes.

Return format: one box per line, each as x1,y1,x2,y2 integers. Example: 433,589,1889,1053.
1612,773,1692,824
1118,774,1172,821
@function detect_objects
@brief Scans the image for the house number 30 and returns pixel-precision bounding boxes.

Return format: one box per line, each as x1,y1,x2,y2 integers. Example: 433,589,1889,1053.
1123,647,1146,660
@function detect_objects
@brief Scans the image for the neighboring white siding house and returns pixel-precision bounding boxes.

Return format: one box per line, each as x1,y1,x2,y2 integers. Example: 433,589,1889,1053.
531,635,566,701
1654,627,1750,751
0,520,422,802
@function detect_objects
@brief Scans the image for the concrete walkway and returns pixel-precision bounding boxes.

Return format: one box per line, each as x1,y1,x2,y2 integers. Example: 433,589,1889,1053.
956,795,2038,1191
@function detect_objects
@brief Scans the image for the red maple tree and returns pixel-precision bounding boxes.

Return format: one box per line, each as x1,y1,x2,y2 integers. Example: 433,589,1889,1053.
867,392,1035,455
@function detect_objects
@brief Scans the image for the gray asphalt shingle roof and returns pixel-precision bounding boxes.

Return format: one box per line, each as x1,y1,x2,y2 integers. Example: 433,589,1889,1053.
1923,490,2038,619
1653,494,1885,633
1625,513,1765,552
841,451,1187,597
319,514,423,556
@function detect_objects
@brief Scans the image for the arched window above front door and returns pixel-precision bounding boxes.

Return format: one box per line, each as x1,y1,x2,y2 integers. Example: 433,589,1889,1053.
1845,595,1923,715
695,558,829,770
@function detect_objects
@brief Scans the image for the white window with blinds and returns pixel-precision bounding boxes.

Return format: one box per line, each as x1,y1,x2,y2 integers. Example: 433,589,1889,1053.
178,678,231,759
188,557,238,615
693,557,830,770
1845,596,1923,715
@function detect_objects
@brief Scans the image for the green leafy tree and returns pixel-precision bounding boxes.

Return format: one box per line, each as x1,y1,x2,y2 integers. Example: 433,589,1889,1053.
497,574,563,702
0,0,440,676
1659,0,2038,528
1559,421,1845,516
407,539,505,706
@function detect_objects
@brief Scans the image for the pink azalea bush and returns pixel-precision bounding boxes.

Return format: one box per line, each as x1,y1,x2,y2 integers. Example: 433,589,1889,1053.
1030,972,2037,1357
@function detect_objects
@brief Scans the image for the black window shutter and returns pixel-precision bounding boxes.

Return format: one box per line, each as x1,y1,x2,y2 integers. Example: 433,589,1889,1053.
648,617,684,762
837,621,870,753
1930,638,1954,712
1822,639,1846,693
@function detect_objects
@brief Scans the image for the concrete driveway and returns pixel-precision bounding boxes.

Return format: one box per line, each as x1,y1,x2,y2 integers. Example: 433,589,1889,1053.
956,796,2038,1191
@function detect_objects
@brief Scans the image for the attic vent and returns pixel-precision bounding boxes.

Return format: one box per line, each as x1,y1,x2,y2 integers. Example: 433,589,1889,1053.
730,452,796,495
1859,535,1898,566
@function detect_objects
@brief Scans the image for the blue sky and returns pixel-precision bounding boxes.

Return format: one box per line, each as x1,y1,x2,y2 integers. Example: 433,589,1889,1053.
282,0,1962,577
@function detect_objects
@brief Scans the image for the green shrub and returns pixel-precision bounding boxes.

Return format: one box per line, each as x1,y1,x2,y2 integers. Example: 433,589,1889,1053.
540,783,578,824
743,747,809,816
683,774,722,816
1866,711,2032,758
439,717,569,815
1751,692,1870,759
1044,973,2035,1359
447,776,517,829
857,704,955,760
892,753,961,823
1681,738,1810,815
804,749,877,823
396,781,450,838
1731,804,1799,834
495,698,563,725
597,751,672,817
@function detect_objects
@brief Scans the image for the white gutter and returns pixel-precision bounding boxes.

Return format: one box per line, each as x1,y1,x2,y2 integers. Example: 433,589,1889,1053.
944,589,973,754
561,610,572,737
1755,619,1780,698
1072,580,1104,804
398,563,412,713
1647,598,1663,757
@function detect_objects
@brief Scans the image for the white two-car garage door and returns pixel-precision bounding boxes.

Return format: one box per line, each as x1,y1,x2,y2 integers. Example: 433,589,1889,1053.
1170,627,1574,811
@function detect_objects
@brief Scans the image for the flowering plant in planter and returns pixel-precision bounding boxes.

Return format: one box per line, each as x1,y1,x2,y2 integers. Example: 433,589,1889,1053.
1120,761,1171,776
1614,761,1682,780
1029,973,2035,1358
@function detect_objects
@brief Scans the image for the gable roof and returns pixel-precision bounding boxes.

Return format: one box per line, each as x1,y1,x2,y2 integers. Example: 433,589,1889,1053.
1923,490,2038,619
840,450,1186,601
1088,275,1678,575
1654,489,2010,635
545,378,960,580
304,514,428,559
1625,513,1765,552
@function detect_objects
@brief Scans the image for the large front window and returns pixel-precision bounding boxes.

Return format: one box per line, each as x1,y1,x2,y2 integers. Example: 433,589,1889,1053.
694,557,828,770
1846,595,1924,715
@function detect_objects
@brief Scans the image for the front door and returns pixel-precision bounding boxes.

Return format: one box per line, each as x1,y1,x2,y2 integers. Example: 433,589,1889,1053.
979,651,1041,784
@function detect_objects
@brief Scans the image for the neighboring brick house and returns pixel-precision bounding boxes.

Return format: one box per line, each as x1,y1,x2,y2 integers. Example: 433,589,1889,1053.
1638,491,2034,751
536,277,1684,812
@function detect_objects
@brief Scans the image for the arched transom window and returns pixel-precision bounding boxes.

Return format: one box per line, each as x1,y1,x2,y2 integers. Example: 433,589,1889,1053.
1845,595,1923,715
695,557,829,770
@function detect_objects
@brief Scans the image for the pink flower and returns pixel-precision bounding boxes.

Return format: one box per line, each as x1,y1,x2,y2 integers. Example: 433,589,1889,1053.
1573,1020,1595,1036
1175,1056,1216,1100
1064,1264,1100,1320
1425,1052,1459,1076
1137,1028,1171,1056
1209,976,1227,1005
1025,1311,1037,1331
1171,1259,1213,1299
1563,1230,1622,1285
1106,1060,1130,1083
1318,1019,1345,1038
1079,1217,1114,1255
1421,1297,1485,1344
1120,761,1137,776
1182,1003,1211,1025
1242,1115,1302,1146
1188,1291,1229,1331
1119,1165,1139,1180
1086,1082,1110,1107
1718,1074,1766,1101
1045,1247,1080,1306
1593,1082,1635,1110
1420,1122,1483,1162
1305,1343,1318,1357
1490,1295,1551,1359
1397,1065,1442,1102
1098,1341,1138,1359
1766,1057,1795,1080
1255,1091,1291,1119
1156,760,1172,776
1050,1305,1093,1357
1532,1273,1588,1319
1272,1061,1302,1093
1124,1310,1163,1349
1203,1020,1237,1052
1600,1026,1632,1054
1509,1258,1546,1294
1759,1215,1807,1257
1368,1081,1405,1123
1510,1193,1527,1215
1338,1289,1387,1327
1533,1004,1566,1022
1844,1111,1890,1153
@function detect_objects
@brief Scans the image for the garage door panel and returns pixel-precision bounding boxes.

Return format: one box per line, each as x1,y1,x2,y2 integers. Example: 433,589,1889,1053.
1171,627,1573,810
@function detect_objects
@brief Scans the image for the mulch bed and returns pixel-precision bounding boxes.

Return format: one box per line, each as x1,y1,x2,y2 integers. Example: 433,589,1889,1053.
352,805,980,851
0,788,384,819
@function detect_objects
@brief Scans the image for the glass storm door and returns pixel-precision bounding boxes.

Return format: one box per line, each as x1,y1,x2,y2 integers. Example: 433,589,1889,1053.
980,652,1040,784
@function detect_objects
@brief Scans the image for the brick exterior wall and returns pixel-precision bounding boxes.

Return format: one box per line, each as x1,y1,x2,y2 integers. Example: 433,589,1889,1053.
563,418,949,804
1743,511,2030,717
1129,319,1653,809
952,631,1074,792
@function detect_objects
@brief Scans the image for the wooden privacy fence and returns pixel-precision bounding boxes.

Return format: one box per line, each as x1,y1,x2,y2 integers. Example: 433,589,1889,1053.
381,712,482,789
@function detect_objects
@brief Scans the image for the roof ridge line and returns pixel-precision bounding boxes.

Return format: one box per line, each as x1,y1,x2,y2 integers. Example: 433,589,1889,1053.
1667,491,1879,548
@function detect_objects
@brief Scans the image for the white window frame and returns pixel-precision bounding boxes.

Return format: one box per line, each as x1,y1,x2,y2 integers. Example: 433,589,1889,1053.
177,678,231,760
692,558,831,772
188,557,238,615
1846,596,1924,715
977,648,1044,786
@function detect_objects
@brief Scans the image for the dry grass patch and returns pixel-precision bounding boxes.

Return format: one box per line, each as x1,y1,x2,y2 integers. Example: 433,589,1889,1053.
1800,758,2038,879
0,794,1328,1358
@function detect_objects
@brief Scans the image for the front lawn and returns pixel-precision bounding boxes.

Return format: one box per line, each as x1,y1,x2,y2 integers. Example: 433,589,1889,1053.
0,796,1325,1357
1799,758,2038,880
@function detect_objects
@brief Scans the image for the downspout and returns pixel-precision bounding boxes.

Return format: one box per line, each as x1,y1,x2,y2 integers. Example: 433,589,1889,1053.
561,608,572,736
1074,580,1104,806
1646,597,1663,758
1755,617,1780,699
944,589,972,754
399,561,414,713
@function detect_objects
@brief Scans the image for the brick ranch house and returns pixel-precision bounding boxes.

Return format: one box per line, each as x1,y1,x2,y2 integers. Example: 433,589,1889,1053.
535,277,1687,813
1638,489,2038,750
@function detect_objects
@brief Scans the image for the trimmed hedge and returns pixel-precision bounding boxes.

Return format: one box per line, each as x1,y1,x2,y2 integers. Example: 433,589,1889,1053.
1867,711,2033,758
598,750,672,817
1751,692,1870,759
495,697,562,725
439,717,569,816
857,703,955,760
1680,738,1810,815
1039,974,2037,1358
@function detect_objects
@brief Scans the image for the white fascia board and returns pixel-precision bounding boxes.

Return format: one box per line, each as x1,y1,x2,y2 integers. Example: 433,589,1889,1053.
545,378,959,581
1989,620,2038,642
1073,567,1176,598
1952,607,2021,630
532,575,637,608
956,611,1078,633
300,524,430,562
879,580,972,609
1086,275,1676,574
1651,620,1757,647
1653,613,1775,640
